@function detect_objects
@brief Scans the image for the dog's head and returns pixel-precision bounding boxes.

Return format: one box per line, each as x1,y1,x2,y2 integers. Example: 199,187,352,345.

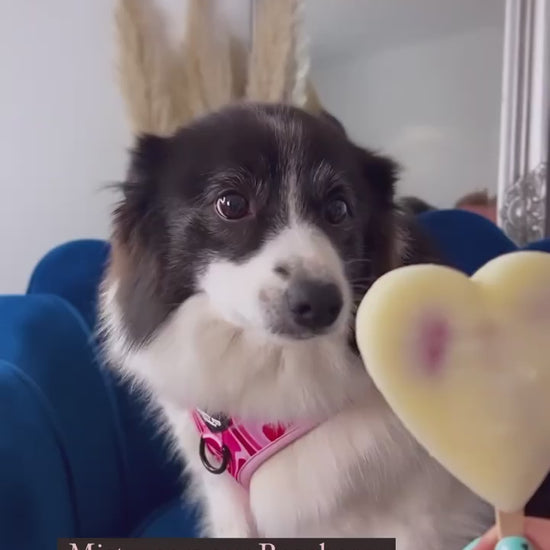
108,104,402,341
101,103,409,415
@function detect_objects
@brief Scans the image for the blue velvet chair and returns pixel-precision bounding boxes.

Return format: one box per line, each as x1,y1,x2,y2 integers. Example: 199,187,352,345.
1,210,549,550
0,243,199,550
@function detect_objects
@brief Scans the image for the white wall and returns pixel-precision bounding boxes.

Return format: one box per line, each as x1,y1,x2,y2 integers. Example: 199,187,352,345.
0,0,250,294
0,0,129,293
0,0,503,293
310,1,505,208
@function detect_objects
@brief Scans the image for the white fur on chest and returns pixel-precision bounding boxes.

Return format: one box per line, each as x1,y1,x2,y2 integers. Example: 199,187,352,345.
249,405,490,547
102,290,492,549
165,394,491,550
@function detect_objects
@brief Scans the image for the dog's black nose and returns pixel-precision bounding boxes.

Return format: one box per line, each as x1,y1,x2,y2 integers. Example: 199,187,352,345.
286,279,343,331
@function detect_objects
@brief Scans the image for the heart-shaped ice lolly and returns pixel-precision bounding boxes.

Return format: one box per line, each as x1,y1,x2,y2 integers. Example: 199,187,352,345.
355,251,550,514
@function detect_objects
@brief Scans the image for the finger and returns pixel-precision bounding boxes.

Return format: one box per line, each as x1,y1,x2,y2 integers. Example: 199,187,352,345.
463,517,550,550
463,537,484,550
469,525,499,550
523,517,550,550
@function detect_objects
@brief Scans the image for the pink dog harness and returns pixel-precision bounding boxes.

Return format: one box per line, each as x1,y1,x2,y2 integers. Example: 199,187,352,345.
192,409,319,487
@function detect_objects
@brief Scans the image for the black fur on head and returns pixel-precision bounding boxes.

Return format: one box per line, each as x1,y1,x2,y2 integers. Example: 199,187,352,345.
108,103,413,346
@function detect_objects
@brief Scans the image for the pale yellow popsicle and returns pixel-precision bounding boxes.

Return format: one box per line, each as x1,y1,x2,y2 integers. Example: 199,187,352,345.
355,251,550,513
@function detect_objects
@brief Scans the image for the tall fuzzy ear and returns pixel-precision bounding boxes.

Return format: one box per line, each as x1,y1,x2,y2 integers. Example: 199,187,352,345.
106,133,172,347
357,148,443,273
114,134,169,247
126,134,169,186
355,147,405,275
356,147,400,208
103,136,165,345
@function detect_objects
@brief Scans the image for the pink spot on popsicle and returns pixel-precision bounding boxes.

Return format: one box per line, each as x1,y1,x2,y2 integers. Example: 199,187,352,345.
525,292,550,322
418,316,450,374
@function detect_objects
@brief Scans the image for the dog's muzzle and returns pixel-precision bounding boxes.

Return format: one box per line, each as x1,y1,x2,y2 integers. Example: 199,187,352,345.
285,278,343,332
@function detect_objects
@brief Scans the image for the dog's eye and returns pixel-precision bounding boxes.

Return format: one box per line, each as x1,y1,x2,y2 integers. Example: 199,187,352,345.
215,192,250,220
325,198,350,224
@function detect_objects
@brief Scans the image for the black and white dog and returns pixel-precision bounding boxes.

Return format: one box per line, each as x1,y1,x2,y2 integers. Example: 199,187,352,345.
99,103,491,548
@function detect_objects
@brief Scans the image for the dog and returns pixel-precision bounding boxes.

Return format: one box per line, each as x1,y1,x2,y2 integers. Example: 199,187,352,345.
99,103,492,548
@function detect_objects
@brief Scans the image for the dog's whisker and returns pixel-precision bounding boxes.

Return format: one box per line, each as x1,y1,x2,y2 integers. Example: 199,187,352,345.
349,274,376,280
351,278,375,283
345,258,373,265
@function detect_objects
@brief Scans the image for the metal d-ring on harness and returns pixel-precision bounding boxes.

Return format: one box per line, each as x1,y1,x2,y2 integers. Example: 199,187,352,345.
199,437,231,474
193,408,322,487
196,410,231,475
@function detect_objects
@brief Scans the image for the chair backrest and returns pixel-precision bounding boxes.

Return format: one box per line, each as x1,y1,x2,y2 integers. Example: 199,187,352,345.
0,295,126,546
417,209,517,274
27,239,110,329
25,243,184,536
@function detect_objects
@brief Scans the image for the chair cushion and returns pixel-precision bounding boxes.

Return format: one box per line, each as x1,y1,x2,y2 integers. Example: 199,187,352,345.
525,239,550,253
0,358,77,550
0,295,193,541
0,295,125,545
132,499,200,538
27,239,110,330
24,241,186,531
417,209,517,275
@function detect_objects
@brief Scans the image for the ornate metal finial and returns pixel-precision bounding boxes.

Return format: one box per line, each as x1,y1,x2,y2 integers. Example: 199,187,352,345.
500,162,547,246
497,0,549,245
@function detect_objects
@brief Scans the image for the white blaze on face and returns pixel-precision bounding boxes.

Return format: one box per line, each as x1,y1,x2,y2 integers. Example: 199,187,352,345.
198,224,352,334
199,113,352,336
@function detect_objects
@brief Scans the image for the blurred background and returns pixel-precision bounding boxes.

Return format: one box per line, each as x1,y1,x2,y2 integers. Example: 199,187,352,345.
0,0,507,292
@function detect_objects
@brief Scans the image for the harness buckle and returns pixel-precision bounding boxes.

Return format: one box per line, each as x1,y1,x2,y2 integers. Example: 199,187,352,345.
199,436,230,475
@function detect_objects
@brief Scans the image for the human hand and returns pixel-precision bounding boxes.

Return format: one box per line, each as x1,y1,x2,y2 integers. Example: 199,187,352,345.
464,517,550,550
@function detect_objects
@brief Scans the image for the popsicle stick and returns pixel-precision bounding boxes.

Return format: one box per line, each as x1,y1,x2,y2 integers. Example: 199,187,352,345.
496,509,524,538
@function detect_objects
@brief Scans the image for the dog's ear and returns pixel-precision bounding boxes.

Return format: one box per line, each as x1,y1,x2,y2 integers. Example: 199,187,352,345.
126,133,169,189
115,133,170,245
354,147,403,275
397,195,437,215
353,146,443,277
356,147,400,208
107,133,173,345
319,110,348,137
